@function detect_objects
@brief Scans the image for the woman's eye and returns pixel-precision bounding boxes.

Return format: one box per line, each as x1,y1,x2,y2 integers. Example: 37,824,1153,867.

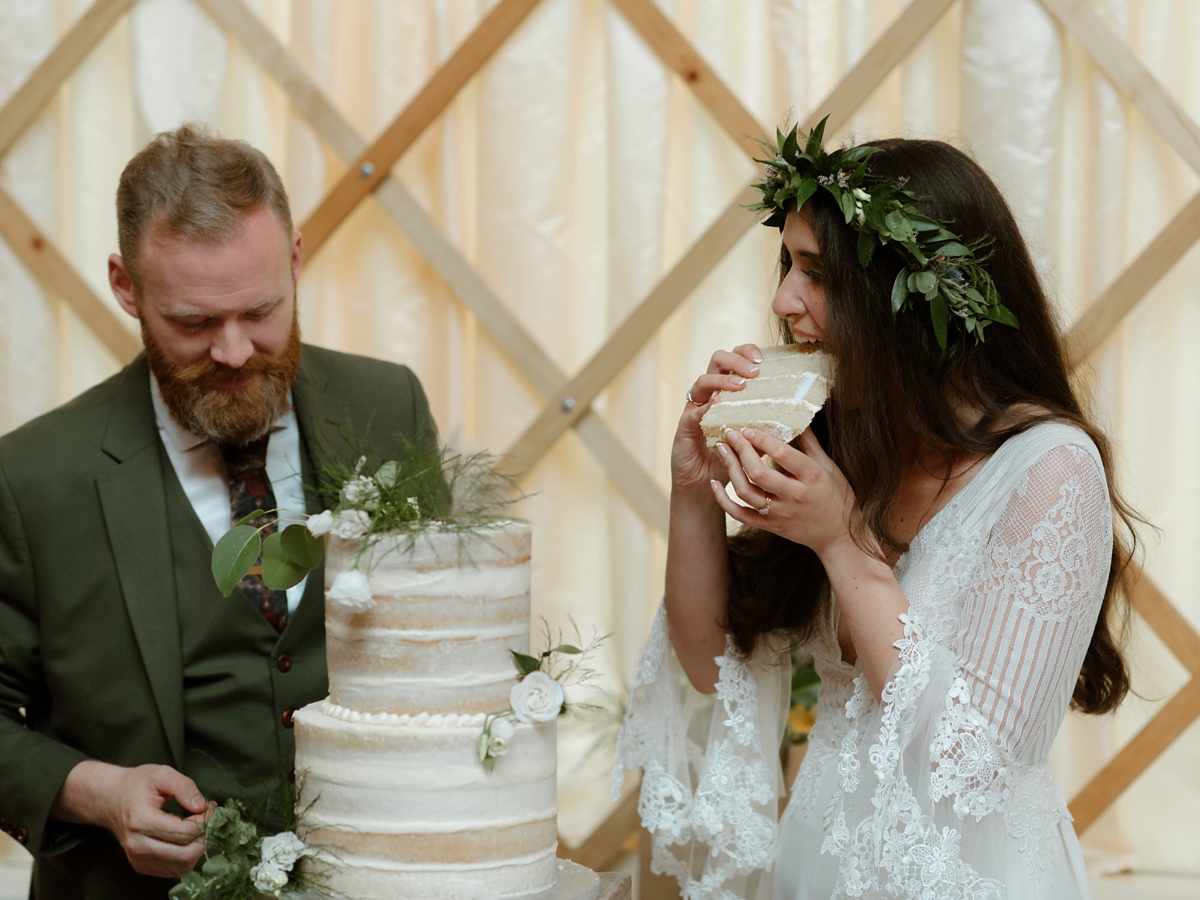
802,268,823,283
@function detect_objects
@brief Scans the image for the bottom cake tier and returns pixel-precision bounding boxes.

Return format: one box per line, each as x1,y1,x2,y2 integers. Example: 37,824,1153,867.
293,699,558,900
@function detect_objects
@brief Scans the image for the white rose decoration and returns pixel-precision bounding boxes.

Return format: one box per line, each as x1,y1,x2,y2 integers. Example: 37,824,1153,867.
250,860,289,893
306,509,334,537
509,671,564,724
327,570,374,612
331,509,370,540
487,717,515,757
259,831,306,871
341,475,381,510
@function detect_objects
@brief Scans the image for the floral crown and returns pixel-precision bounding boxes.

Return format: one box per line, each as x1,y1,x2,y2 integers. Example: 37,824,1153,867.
750,117,1018,353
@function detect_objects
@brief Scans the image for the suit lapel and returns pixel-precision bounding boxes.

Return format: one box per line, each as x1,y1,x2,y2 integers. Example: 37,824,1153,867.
96,358,186,768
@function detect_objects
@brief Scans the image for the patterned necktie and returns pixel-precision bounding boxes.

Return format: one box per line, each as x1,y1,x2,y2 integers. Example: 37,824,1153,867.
223,435,288,632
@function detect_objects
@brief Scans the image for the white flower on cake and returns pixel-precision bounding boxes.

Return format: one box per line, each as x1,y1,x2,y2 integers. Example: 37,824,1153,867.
487,717,515,757
260,831,307,871
250,860,289,893
510,671,565,724
305,509,334,537
341,474,381,510
327,569,373,611
331,508,370,540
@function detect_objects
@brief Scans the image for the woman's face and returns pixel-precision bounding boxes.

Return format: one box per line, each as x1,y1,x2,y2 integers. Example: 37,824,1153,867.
772,207,828,343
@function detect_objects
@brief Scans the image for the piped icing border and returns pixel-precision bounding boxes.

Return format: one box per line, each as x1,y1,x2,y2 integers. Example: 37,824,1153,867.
315,698,488,728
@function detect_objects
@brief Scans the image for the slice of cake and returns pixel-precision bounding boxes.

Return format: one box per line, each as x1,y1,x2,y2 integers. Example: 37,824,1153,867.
700,343,834,446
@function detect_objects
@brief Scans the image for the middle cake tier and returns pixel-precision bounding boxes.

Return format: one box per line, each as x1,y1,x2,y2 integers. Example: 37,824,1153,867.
323,524,532,716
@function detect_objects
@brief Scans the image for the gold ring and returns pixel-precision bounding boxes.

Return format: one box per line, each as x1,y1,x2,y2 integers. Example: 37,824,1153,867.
757,496,772,516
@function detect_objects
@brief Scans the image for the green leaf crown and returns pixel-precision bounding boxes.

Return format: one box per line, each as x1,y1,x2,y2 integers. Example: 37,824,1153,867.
750,116,1018,353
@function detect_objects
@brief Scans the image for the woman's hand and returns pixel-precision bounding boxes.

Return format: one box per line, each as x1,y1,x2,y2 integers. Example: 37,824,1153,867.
671,344,763,490
708,425,860,558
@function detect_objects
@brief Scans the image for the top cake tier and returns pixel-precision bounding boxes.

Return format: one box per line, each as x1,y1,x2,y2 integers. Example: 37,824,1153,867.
324,522,532,716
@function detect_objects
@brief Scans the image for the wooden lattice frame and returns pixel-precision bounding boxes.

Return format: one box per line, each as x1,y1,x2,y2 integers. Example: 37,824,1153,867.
1,0,1198,866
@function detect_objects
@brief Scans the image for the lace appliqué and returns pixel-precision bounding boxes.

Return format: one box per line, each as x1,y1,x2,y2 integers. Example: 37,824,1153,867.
929,675,1007,820
612,604,669,799
613,604,778,899
1004,763,1071,881
824,613,1006,899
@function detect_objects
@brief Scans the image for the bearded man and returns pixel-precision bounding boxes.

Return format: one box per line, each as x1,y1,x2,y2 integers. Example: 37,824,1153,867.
0,126,438,898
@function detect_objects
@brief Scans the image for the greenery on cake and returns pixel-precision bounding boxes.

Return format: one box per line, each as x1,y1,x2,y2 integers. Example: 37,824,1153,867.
211,437,520,600
167,801,312,900
479,620,606,771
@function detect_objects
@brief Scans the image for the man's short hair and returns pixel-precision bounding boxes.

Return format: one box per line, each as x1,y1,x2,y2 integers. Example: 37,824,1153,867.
117,124,293,289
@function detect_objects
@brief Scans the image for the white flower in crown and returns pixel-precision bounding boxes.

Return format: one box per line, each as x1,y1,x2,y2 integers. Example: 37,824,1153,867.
510,671,564,724
250,860,289,893
487,717,515,757
306,509,334,537
331,509,370,540
327,570,373,611
260,831,307,871
341,475,381,511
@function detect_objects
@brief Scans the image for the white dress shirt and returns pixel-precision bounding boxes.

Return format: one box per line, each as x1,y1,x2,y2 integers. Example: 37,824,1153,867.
150,375,309,612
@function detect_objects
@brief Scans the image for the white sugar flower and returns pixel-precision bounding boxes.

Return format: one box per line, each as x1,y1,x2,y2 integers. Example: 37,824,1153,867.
852,187,871,203
331,509,370,540
306,509,334,537
327,570,374,612
260,831,307,871
250,860,289,893
487,718,515,757
510,671,565,724
340,475,381,511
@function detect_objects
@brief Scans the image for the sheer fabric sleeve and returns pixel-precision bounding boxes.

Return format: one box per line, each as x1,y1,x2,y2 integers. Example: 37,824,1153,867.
613,602,791,900
821,441,1112,898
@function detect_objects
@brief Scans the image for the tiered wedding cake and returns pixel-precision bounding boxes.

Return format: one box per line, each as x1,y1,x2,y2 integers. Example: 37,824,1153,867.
293,522,559,899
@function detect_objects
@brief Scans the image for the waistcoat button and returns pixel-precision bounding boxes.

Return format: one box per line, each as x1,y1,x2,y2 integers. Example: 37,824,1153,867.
277,653,292,673
282,708,295,728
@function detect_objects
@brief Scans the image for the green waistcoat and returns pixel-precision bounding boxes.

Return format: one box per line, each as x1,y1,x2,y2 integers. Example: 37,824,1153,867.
163,445,326,825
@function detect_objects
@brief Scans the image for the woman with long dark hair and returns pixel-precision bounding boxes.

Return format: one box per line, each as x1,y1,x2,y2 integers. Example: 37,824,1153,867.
613,126,1136,899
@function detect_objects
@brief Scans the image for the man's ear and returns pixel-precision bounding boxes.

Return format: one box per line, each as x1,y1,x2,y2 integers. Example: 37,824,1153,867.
291,230,303,284
109,254,139,319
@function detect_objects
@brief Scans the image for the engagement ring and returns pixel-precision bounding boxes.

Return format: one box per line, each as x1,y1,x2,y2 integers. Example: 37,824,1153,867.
758,497,772,516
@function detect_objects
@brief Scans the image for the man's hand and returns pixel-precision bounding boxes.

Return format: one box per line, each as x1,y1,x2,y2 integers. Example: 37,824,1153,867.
50,760,214,878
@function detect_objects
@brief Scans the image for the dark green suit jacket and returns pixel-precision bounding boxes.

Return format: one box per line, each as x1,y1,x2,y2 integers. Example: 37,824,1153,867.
0,345,436,898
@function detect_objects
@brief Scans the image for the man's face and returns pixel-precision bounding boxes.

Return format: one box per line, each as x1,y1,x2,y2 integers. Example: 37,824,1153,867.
110,206,305,445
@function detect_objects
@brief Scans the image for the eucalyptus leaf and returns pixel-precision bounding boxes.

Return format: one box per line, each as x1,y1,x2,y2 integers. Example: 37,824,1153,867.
212,525,261,597
858,229,876,267
840,189,855,224
992,304,1019,328
913,271,937,295
804,116,827,156
930,292,950,353
550,644,583,655
934,241,970,258
794,178,819,210
280,523,324,569
891,269,910,317
234,509,268,527
261,531,307,590
510,650,542,677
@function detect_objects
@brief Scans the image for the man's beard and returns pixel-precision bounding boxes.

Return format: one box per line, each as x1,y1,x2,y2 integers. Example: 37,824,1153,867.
145,315,303,446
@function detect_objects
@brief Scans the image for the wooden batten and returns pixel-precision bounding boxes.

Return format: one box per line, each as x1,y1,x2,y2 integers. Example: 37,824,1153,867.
298,0,544,257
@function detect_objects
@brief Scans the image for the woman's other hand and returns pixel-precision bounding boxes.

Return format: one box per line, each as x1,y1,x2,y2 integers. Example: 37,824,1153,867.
709,425,860,558
672,344,763,491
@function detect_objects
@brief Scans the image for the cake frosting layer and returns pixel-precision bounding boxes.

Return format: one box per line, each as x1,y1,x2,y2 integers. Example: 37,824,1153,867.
295,520,559,899
324,524,532,715
295,699,557,899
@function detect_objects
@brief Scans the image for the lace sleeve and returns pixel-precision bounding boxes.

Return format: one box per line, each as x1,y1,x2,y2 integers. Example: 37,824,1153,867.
822,439,1113,897
613,603,791,900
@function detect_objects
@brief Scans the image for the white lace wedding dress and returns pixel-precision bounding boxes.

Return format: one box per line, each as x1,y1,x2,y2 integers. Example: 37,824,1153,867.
613,422,1110,899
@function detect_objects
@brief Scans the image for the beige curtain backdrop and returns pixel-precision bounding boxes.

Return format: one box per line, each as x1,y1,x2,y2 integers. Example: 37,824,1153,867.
1,0,1197,873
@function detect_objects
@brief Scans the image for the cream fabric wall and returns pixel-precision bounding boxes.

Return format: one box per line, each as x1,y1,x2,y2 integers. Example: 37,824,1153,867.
1,0,1197,871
